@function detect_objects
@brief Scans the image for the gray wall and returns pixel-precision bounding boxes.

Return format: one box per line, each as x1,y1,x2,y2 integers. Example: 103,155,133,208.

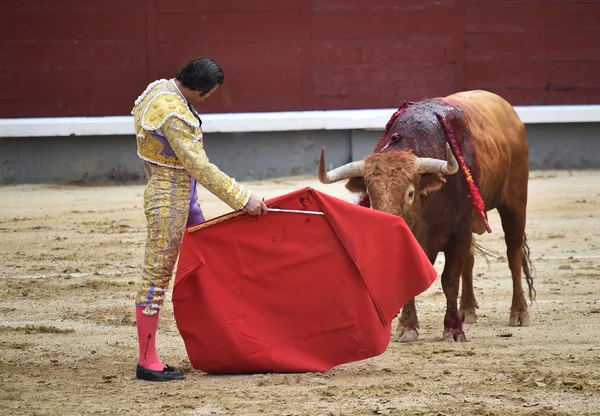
1,123,599,185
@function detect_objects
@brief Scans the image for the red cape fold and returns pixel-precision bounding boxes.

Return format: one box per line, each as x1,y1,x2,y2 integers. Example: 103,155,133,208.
173,187,437,374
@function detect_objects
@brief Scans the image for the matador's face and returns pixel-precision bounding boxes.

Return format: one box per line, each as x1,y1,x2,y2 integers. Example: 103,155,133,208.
192,85,219,106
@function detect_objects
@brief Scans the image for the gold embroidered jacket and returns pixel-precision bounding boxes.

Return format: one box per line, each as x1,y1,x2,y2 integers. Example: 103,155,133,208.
132,79,250,210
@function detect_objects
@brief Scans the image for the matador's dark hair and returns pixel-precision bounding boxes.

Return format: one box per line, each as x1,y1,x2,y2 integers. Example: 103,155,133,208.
175,56,224,95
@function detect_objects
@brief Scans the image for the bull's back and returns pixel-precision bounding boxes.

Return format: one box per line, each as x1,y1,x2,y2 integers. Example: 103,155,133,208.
444,90,528,210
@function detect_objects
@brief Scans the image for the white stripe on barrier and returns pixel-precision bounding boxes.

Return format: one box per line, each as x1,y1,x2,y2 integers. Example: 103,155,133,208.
0,105,599,138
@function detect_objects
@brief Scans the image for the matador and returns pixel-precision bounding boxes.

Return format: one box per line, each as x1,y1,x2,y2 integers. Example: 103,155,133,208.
130,57,267,381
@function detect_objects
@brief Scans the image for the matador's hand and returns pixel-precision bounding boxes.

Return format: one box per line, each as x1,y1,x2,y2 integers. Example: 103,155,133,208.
243,193,268,216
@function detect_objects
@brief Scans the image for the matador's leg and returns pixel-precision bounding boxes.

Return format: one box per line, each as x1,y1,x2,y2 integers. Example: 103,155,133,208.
136,164,191,314
134,162,191,378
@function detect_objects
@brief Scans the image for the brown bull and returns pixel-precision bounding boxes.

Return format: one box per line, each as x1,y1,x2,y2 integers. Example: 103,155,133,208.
318,90,535,342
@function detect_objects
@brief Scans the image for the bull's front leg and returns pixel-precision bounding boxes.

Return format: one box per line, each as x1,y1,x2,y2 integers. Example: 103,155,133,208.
459,244,479,324
441,236,472,342
393,298,419,342
393,248,440,342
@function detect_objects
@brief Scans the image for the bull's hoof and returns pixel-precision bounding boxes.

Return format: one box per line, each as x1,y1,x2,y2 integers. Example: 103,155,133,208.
393,328,419,342
442,329,467,342
509,311,530,327
459,308,478,325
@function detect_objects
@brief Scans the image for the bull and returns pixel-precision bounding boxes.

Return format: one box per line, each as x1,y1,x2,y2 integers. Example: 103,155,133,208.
318,90,535,342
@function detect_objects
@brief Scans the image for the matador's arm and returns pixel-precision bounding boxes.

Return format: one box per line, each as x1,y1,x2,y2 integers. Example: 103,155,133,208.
162,117,251,211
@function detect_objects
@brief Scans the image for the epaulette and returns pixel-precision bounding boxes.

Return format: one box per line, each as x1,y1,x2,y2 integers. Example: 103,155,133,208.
140,92,200,131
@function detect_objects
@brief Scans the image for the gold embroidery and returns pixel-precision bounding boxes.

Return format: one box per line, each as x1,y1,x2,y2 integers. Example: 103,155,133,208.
132,80,199,169
135,162,191,313
162,117,250,210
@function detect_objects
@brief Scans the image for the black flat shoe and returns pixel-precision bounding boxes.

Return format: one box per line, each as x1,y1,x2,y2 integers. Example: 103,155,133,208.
136,364,185,381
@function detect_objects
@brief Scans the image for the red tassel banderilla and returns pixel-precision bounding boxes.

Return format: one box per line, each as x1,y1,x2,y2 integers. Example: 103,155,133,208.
435,113,492,233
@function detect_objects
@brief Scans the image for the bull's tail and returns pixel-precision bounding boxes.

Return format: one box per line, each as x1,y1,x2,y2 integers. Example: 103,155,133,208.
472,236,536,304
522,233,536,304
473,240,502,267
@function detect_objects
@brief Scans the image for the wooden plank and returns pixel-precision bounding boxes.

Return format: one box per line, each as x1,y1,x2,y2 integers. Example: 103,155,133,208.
311,9,456,39
158,0,302,13
146,0,159,83
312,37,455,67
466,0,600,4
453,0,467,92
0,11,146,42
199,68,304,113
8,0,147,12
465,61,600,90
157,11,303,43
473,87,600,106
465,61,550,89
312,89,454,110
313,64,455,96
312,0,455,11
466,33,600,61
0,69,146,102
313,93,411,111
466,3,600,33
542,88,600,105
158,40,304,73
0,98,141,118
2,87,598,117
300,0,315,110
550,61,600,88
0,42,145,71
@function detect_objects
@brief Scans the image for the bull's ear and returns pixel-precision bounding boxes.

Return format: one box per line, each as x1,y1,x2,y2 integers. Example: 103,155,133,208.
419,173,446,195
390,133,402,145
345,176,366,193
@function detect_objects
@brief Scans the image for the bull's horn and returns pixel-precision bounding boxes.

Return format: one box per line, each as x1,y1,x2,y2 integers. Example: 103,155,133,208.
318,147,365,184
415,143,459,175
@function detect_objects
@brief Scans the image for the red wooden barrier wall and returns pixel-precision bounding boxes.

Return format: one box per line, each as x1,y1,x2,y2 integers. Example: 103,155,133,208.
1,0,599,118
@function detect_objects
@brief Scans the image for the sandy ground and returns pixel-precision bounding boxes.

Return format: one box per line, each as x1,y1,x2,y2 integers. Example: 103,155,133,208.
0,170,599,416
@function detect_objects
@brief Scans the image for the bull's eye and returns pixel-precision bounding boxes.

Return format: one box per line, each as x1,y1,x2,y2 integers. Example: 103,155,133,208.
406,185,416,204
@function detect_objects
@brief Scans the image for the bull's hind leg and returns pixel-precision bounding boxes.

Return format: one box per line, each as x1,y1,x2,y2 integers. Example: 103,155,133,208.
497,204,531,327
441,233,472,342
459,242,479,324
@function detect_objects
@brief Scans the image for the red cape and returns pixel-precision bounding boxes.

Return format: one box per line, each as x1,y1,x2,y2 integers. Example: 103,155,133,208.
173,187,437,374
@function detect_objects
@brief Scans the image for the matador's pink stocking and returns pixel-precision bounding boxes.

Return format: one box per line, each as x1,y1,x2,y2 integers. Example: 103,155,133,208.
136,306,165,371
